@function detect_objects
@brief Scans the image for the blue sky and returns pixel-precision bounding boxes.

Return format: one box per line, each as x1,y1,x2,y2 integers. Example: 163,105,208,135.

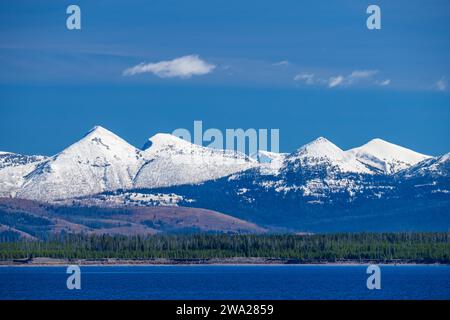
0,0,449,156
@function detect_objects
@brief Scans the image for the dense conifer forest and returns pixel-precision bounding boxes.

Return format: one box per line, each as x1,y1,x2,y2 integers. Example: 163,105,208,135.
1,233,448,263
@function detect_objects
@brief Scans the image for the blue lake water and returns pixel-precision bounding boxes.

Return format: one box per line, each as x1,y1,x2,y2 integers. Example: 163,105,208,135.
0,265,449,300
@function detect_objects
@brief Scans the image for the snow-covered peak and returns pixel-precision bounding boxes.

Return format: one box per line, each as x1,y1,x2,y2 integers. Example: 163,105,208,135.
2,125,447,202
294,137,345,160
143,133,254,162
285,137,372,174
144,133,196,151
17,126,144,201
81,125,129,144
135,133,258,189
85,125,110,135
350,138,430,161
347,138,431,174
57,125,142,159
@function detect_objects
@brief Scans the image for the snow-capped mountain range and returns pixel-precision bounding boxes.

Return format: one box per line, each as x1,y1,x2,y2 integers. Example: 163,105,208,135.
0,126,257,201
0,125,445,202
1,126,449,232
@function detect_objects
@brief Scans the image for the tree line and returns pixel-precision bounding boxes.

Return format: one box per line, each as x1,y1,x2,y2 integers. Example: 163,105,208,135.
0,233,448,263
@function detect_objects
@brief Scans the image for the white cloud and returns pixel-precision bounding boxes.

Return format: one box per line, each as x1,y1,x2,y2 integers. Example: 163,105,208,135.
377,79,391,86
328,75,345,88
435,78,447,91
294,73,315,84
273,60,290,67
327,70,378,88
294,69,382,89
348,70,378,80
123,55,216,79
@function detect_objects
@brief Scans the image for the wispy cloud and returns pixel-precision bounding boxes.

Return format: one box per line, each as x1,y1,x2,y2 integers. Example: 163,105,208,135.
435,78,447,91
347,70,378,83
376,79,391,86
273,60,290,67
295,69,384,89
328,75,345,88
294,73,315,85
123,55,216,79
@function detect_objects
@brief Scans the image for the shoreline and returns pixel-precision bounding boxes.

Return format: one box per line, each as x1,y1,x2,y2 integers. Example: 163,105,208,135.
0,257,448,267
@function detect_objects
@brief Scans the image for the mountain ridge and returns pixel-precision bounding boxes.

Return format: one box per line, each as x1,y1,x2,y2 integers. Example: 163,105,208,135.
0,126,448,233
0,125,446,203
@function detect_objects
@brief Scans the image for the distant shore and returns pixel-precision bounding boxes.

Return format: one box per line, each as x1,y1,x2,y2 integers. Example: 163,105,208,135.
0,257,447,267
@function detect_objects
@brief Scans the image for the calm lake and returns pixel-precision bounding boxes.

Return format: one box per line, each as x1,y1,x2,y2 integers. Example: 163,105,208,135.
0,265,449,300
